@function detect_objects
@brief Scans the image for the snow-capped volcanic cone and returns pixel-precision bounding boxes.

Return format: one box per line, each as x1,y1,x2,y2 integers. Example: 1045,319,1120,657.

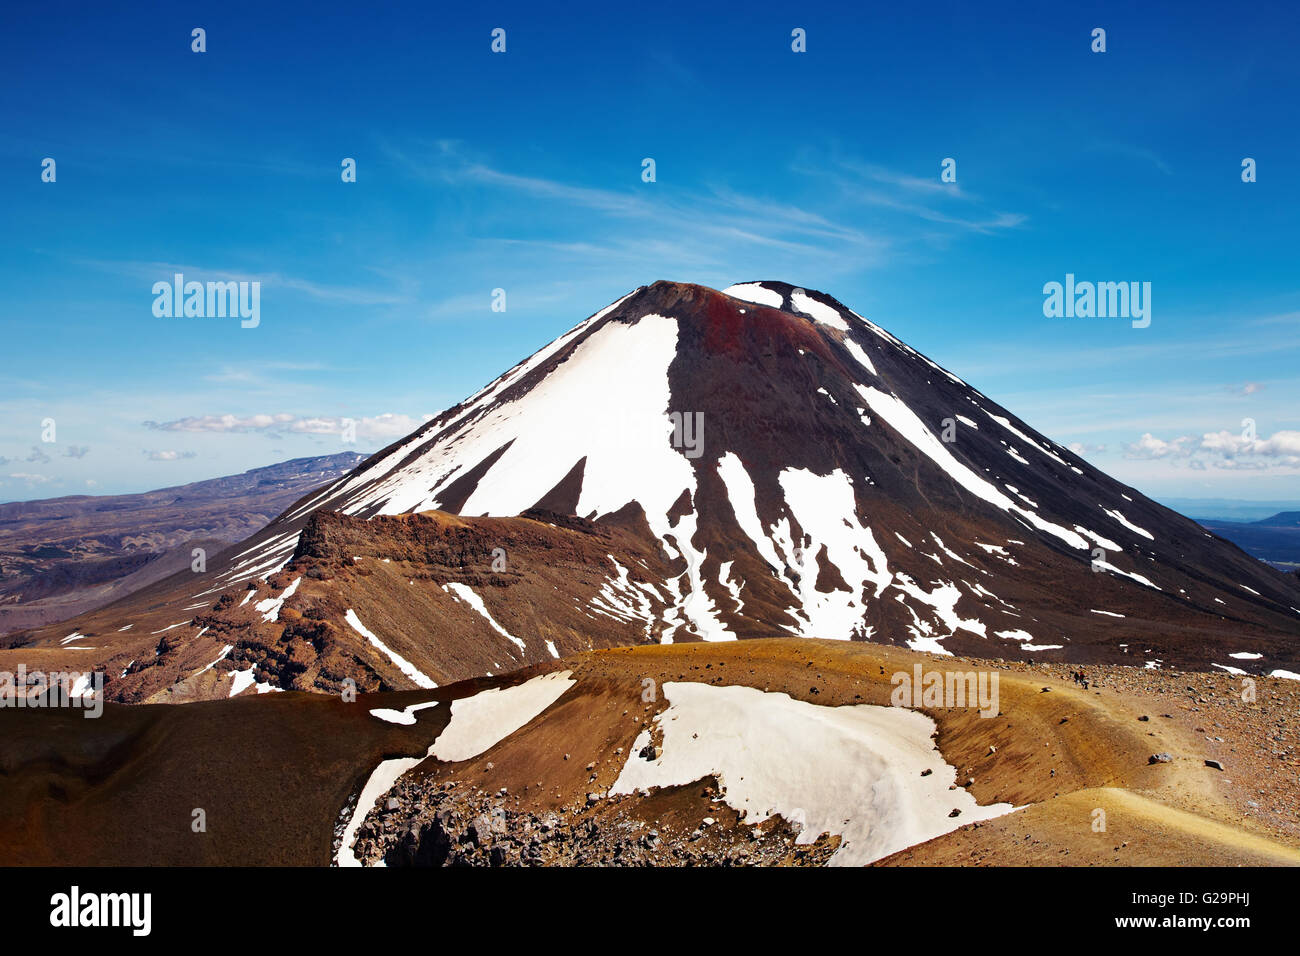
15,281,1300,696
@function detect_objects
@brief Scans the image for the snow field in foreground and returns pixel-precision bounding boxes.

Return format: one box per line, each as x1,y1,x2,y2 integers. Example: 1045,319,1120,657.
337,671,575,866
610,682,1016,866
428,670,575,762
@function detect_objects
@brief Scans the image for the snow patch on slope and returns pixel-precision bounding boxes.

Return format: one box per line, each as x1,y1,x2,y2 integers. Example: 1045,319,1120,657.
854,384,1088,552
369,699,440,725
345,609,437,689
430,670,576,762
610,682,1015,866
717,453,792,581
443,583,527,653
778,468,891,639
326,315,694,529
843,337,877,376
1102,506,1155,541
255,576,301,623
722,283,784,308
791,289,850,331
661,508,734,642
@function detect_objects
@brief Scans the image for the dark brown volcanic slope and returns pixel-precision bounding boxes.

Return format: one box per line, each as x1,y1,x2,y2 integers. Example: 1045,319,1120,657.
44,509,678,704
0,453,363,635
0,683,454,865
10,282,1299,700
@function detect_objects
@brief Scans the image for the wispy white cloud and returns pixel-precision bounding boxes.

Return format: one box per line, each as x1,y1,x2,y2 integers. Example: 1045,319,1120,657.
383,140,897,272
1124,428,1300,471
1247,310,1300,327
951,325,1300,381
144,412,431,442
201,361,335,387
143,449,197,461
792,156,1028,234
1087,142,1173,176
5,472,54,485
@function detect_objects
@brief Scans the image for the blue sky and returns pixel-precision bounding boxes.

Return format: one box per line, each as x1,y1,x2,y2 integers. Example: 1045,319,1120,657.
2,0,1298,505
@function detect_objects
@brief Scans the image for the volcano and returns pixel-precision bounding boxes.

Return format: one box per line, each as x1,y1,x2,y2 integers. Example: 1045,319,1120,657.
12,281,1299,699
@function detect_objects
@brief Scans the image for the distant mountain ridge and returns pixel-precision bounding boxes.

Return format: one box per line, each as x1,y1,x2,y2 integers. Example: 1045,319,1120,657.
0,452,365,634
1163,498,1300,522
1254,512,1300,526
1199,511,1300,570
